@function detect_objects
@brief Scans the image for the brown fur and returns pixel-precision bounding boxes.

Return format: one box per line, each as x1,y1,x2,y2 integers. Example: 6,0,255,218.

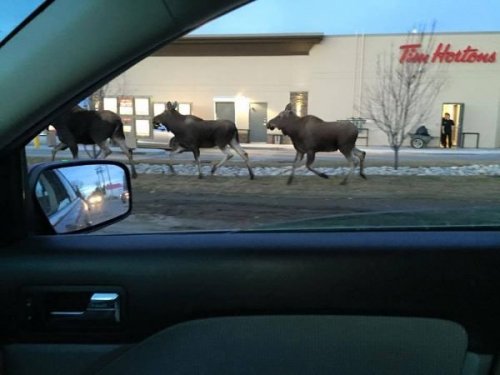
267,104,366,185
51,106,137,178
153,101,254,179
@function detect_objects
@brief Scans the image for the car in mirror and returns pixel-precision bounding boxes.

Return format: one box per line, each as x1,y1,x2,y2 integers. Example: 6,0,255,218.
28,160,132,234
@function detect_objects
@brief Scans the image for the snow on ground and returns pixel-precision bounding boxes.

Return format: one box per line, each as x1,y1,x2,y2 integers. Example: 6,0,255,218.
135,163,500,177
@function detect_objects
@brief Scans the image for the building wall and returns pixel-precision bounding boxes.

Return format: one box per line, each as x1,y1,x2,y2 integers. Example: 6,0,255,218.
308,33,500,147
107,32,500,147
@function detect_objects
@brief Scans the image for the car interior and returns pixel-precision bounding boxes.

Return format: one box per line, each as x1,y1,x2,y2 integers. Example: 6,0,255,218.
1,0,500,374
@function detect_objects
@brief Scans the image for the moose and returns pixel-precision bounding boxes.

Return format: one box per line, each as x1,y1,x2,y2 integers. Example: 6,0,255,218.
153,101,254,179
51,106,137,178
266,104,366,185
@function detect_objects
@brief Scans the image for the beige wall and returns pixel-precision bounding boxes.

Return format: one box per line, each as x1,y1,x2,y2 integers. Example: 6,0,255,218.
108,32,500,147
112,55,309,136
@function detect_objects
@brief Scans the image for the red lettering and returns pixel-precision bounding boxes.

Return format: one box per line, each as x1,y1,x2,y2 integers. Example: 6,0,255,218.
399,44,429,63
467,52,477,62
445,46,455,62
432,43,451,63
402,42,496,64
462,46,477,62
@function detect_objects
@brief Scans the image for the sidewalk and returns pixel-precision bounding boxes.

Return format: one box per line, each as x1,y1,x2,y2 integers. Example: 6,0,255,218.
27,138,500,155
240,142,500,155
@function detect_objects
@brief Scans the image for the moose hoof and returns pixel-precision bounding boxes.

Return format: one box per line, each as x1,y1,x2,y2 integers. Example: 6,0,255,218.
360,173,367,180
340,180,348,185
319,173,329,179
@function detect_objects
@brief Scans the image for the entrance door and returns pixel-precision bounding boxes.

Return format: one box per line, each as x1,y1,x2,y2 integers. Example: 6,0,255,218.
441,103,464,147
215,102,235,122
249,102,268,142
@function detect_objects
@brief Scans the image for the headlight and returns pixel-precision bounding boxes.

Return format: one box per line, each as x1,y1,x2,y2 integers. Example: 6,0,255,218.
89,195,103,204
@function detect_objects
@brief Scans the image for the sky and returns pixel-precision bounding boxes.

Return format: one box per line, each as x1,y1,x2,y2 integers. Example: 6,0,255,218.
1,0,499,40
192,0,500,35
0,0,44,40
58,164,125,196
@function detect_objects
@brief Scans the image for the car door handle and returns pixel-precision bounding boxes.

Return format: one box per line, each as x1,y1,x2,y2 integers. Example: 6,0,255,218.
49,292,120,323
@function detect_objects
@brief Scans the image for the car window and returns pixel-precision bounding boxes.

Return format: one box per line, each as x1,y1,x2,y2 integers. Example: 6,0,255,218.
0,0,46,42
24,0,500,234
36,170,78,216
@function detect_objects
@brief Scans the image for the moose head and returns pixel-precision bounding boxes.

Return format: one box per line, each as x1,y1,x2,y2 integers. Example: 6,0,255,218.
266,103,296,130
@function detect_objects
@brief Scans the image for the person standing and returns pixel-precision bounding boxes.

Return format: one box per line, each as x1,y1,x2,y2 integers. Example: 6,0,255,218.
441,112,455,148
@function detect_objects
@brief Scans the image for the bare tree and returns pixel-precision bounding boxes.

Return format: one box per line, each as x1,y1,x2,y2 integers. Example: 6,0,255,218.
364,26,447,169
89,73,129,111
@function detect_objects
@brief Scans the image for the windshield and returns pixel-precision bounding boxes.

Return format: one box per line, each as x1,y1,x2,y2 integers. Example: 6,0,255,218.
0,0,45,42
25,0,500,233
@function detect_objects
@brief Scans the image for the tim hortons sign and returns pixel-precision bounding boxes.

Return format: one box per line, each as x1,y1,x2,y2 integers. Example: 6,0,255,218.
399,43,497,63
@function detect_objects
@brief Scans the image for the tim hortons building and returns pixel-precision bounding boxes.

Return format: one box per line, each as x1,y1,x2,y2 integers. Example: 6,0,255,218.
102,32,500,148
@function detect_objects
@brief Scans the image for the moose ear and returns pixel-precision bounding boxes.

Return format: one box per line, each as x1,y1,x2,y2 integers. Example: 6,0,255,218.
166,101,172,110
173,101,178,110
285,103,292,111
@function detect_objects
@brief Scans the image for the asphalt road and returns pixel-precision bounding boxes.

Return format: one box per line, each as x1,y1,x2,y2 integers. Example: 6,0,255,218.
27,142,499,234
88,198,128,224
26,143,500,166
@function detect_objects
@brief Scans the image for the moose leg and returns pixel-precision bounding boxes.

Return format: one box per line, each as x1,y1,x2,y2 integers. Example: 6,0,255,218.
305,152,329,180
229,139,255,180
51,142,69,161
339,148,357,185
353,147,367,179
287,152,304,185
84,144,102,158
96,141,112,159
166,147,186,175
212,146,233,176
96,141,113,159
113,138,137,179
68,143,79,159
192,149,203,179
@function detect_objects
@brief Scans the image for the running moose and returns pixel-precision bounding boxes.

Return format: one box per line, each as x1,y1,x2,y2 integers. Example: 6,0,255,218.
153,101,254,179
266,103,366,185
51,106,137,178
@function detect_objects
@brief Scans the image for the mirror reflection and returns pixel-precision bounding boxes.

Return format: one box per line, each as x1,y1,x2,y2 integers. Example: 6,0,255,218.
35,164,130,233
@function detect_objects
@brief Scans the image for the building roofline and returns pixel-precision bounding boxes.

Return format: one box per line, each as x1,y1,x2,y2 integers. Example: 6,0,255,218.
151,31,499,57
186,32,325,38
152,34,324,57
324,30,500,37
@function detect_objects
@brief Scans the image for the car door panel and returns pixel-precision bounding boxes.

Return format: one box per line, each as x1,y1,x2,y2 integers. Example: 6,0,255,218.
1,232,500,354
3,344,131,375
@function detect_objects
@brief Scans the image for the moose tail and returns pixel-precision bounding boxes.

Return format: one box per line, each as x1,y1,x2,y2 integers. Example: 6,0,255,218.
112,119,126,141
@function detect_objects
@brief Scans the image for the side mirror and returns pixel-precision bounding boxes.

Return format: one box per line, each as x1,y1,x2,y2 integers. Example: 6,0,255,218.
28,160,132,234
